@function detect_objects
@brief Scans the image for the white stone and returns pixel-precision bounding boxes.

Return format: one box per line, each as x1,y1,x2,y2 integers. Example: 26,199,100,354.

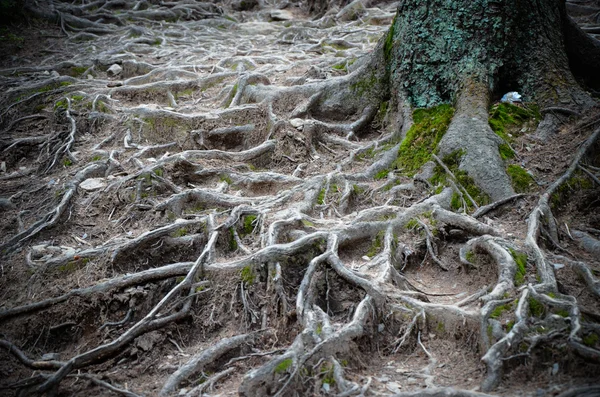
107,64,123,76
270,10,293,21
290,118,304,129
79,178,107,191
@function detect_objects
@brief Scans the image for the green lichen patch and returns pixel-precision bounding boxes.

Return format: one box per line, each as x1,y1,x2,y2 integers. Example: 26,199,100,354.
507,165,535,193
393,104,454,176
489,103,540,143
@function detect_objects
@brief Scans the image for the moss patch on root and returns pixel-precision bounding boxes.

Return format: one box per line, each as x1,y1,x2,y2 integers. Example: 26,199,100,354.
507,165,535,193
509,248,528,285
392,104,454,175
429,150,490,211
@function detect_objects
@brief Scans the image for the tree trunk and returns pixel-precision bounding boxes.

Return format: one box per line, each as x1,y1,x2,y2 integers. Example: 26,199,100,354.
384,0,594,108
363,0,599,200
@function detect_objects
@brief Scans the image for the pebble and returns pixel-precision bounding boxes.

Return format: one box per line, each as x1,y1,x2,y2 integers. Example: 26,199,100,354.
79,177,107,191
385,381,402,393
107,63,123,76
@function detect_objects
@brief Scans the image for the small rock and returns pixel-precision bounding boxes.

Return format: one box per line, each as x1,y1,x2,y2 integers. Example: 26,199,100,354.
377,376,389,382
0,161,6,172
87,74,93,80
406,377,418,384
178,389,188,395
232,0,258,11
551,363,559,376
322,383,330,393
107,81,123,87
553,263,565,270
79,178,107,191
289,118,304,129
107,64,123,76
362,256,370,261
50,70,60,77
41,353,60,361
386,382,402,393
0,198,14,211
378,323,385,332
270,10,293,21
135,331,162,352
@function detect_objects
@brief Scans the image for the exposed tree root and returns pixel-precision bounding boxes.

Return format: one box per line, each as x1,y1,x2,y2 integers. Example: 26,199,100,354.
0,1,599,396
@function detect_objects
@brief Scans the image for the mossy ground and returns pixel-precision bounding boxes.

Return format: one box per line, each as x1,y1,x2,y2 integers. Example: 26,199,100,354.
507,164,535,193
488,103,540,143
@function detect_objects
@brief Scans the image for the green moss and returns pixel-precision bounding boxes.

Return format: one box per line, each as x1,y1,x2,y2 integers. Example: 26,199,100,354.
429,150,489,211
62,158,72,167
240,265,255,285
154,168,164,177
507,165,535,193
91,155,103,161
489,103,540,142
171,228,188,237
509,248,527,285
528,297,545,317
316,323,323,335
383,15,397,64
374,169,390,180
301,219,315,228
366,231,385,258
54,99,68,110
68,66,88,76
229,227,238,251
152,38,162,46
551,171,594,207
393,104,454,175
316,188,326,205
436,322,445,333
487,325,494,340
555,309,569,318
405,218,419,230
498,143,515,160
583,333,599,347
465,250,475,263
352,184,364,195
242,214,257,236
219,174,233,184
57,261,78,273
490,303,512,319
274,358,293,374
332,62,347,71
506,320,515,332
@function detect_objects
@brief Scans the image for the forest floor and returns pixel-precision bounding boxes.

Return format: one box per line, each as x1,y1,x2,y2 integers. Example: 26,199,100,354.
0,1,599,397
